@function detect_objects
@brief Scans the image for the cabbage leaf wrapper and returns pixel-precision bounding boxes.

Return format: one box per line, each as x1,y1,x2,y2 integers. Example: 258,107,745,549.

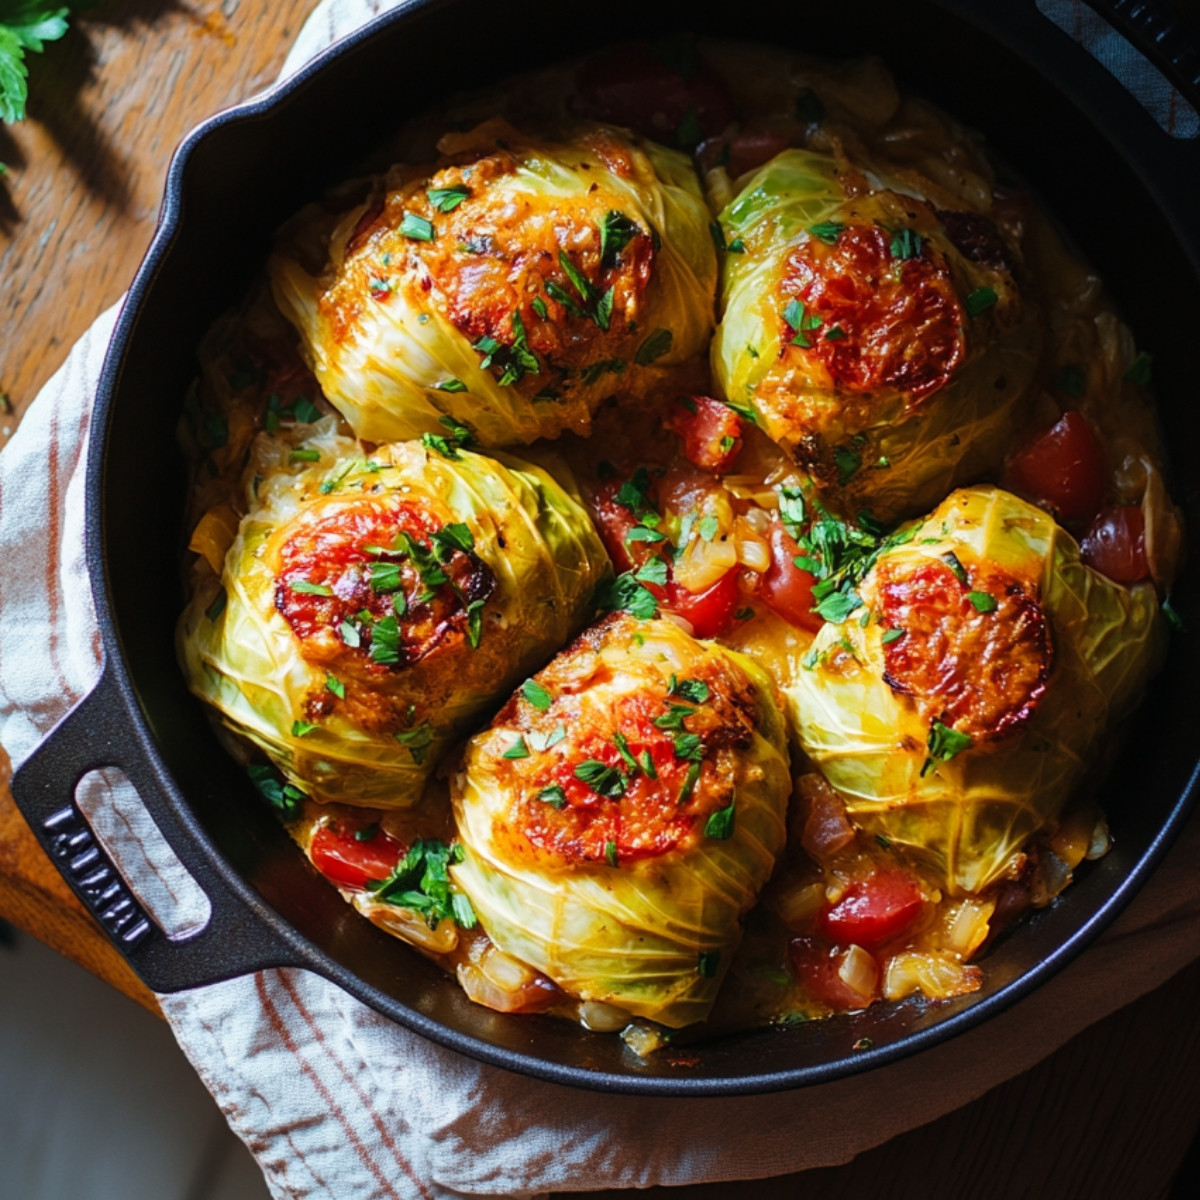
787,486,1164,894
178,426,610,808
451,614,792,1027
711,150,1040,522
270,120,717,449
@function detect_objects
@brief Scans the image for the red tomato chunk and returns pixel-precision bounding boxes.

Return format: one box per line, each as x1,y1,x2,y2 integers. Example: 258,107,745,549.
311,824,406,891
666,396,744,473
1005,411,1105,525
816,871,925,951
1081,505,1149,584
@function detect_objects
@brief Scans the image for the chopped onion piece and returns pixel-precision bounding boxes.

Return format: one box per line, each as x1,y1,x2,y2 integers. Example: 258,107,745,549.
580,1000,634,1032
837,944,879,999
737,538,771,572
883,951,982,1002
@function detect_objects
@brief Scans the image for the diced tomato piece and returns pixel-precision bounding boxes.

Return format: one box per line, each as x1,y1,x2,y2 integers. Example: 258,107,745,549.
789,936,879,1011
816,871,925,952
311,823,406,891
665,571,740,639
1004,411,1106,525
666,396,744,473
759,523,824,633
586,482,649,575
699,123,792,180
574,43,736,147
1081,505,1150,584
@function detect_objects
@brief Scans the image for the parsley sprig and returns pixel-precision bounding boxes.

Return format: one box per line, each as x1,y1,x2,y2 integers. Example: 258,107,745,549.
366,839,476,929
0,4,70,132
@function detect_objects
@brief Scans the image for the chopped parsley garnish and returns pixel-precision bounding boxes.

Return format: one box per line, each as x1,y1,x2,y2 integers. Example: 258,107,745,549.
473,335,501,368
697,949,721,978
967,590,997,613
421,432,460,459
531,296,549,321
965,286,998,317
370,616,401,665
574,760,627,799
291,579,333,596
613,731,639,773
813,589,863,624
395,721,435,764
635,328,673,366
367,839,470,929
626,525,667,545
581,357,625,385
672,732,704,762
340,619,362,648
291,720,318,738
783,297,822,347
290,448,321,463
522,679,554,711
889,228,922,260
941,551,969,585
431,522,474,560
538,784,567,810
669,677,710,704
503,736,531,760
722,397,758,424
558,249,595,303
678,760,702,806
809,221,844,245
705,798,736,840
1125,351,1153,385
922,721,973,776
639,750,658,779
1163,597,1185,633
466,598,485,649
825,325,847,341
719,434,736,454
435,377,468,393
369,561,403,593
427,185,470,212
881,627,905,645
600,210,640,267
834,445,861,485
325,674,346,700
654,703,694,733
246,764,305,821
697,515,720,542
399,212,435,241
596,571,659,620
605,839,620,868
615,466,656,516
778,485,806,538
205,588,227,622
438,414,475,451
355,824,379,843
634,556,669,586
545,280,585,318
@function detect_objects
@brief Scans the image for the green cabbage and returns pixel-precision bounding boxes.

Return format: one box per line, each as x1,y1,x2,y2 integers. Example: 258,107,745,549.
450,615,792,1027
787,486,1164,893
270,123,716,448
711,150,1040,522
177,422,610,808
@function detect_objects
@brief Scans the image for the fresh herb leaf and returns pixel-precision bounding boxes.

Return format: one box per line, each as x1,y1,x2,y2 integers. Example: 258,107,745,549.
451,892,478,929
205,588,227,622
503,736,531,760
367,839,469,928
835,446,861,485
881,627,905,645
697,949,721,978
596,572,659,620
678,759,702,805
435,377,468,393
922,721,972,776
370,561,403,593
605,839,620,868
634,556,669,586
466,598,485,648
290,448,321,463
965,286,998,317
340,619,362,648
325,674,346,700
669,677,710,704
355,824,379,843
941,551,968,585
889,228,922,260
600,210,640,266
813,589,863,623
531,296,548,321
538,784,567,810
967,590,997,613
370,615,401,665
399,212,435,241
809,221,844,245
421,432,459,459
635,328,673,365
574,760,626,799
291,720,318,738
613,730,639,773
825,325,847,341
427,185,470,212
395,721,435,764
246,764,305,821
290,579,332,597
639,750,658,779
705,798,735,840
522,679,554,711
431,522,474,561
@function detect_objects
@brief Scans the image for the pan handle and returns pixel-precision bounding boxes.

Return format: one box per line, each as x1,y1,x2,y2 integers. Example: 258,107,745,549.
9,662,307,993
1084,0,1200,113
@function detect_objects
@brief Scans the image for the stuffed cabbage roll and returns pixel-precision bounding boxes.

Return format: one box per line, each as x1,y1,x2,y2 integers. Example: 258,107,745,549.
711,150,1040,521
270,119,717,448
787,485,1164,894
450,613,791,1028
178,424,610,808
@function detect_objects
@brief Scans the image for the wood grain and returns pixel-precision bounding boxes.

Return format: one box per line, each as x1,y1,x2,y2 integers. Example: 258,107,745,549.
1,2,1198,1194
0,0,317,446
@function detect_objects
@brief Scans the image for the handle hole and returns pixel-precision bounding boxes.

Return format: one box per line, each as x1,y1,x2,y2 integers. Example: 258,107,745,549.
75,768,212,941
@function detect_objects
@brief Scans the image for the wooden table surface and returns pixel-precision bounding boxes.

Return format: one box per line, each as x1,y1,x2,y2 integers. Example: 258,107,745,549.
1,4,1198,1197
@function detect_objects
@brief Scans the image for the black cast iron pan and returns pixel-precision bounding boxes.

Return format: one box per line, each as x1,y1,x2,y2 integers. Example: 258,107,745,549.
11,0,1200,1094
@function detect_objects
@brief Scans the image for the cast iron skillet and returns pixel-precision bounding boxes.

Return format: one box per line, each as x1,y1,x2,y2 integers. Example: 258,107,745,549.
11,0,1200,1094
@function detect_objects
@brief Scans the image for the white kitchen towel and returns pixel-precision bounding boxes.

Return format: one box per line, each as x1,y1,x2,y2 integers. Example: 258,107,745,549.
2,3,1199,1198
